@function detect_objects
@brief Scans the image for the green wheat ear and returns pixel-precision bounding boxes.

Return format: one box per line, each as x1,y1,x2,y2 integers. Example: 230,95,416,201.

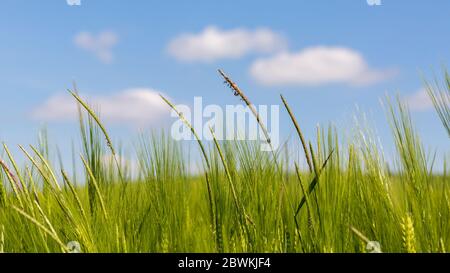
401,214,417,253
439,238,446,253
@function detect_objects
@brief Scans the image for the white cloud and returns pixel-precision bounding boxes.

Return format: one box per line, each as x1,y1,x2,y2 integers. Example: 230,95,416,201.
167,26,286,62
102,153,139,177
250,46,394,86
404,88,433,112
32,88,171,126
74,31,119,63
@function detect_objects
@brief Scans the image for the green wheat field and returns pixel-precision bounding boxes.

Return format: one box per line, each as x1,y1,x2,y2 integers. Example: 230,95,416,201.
0,70,449,253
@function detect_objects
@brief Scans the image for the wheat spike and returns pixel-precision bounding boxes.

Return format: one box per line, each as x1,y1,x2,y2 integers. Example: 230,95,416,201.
401,214,417,253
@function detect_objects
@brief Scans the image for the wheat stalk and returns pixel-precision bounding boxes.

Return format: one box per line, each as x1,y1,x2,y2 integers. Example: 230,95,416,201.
218,69,272,146
0,158,21,192
280,95,313,173
68,89,125,184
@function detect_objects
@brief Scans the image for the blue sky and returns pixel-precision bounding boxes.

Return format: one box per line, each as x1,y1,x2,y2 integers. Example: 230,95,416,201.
0,0,449,168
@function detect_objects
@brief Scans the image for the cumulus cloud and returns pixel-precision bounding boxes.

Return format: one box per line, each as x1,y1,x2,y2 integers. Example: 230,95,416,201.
102,153,139,177
250,46,395,86
32,88,171,126
167,26,286,62
74,31,119,63
404,88,433,112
